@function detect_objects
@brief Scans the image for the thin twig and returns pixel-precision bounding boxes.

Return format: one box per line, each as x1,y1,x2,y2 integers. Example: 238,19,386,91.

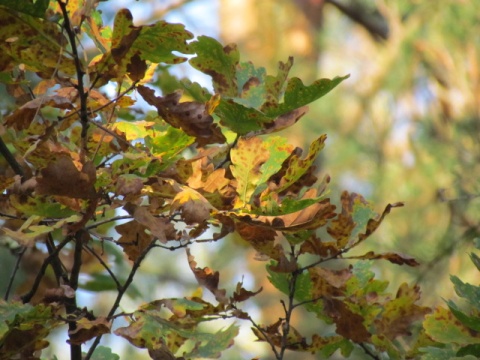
245,314,281,359
85,238,158,359
85,215,134,230
278,246,299,359
4,247,26,300
60,82,138,122
0,137,24,178
45,233,69,286
20,236,72,303
83,244,122,290
359,342,381,360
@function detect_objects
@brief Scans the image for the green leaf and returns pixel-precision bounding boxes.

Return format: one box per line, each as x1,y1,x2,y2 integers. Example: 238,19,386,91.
189,36,239,96
88,346,120,360
262,57,294,109
0,8,76,76
424,306,480,345
252,196,328,216
0,300,60,357
230,137,270,207
274,135,327,193
451,275,480,308
235,61,266,108
267,265,331,322
469,252,480,272
420,345,458,360
136,20,193,64
10,194,76,218
457,344,480,357
115,307,239,358
145,127,194,159
185,324,239,359
446,300,480,332
263,75,350,117
214,98,272,135
0,0,49,17
114,120,154,141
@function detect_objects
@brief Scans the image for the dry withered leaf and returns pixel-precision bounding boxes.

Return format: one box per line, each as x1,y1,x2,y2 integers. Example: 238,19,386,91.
231,282,263,303
137,85,226,145
115,220,153,262
186,249,228,304
4,95,74,130
348,251,420,266
324,298,371,343
170,186,214,224
68,317,111,345
36,155,96,199
358,201,405,243
124,203,175,243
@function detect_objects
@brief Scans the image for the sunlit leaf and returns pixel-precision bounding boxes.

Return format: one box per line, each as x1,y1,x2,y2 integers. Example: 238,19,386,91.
450,275,480,308
263,75,350,117
189,36,239,96
446,300,480,332
230,137,270,207
424,306,480,344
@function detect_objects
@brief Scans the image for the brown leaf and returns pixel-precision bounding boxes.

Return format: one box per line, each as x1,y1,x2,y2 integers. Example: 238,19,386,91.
170,186,214,224
235,222,281,260
116,174,144,196
239,195,336,232
186,249,228,304
254,106,308,135
327,191,357,249
126,52,147,81
115,220,153,261
268,253,298,273
299,235,339,257
231,282,263,302
308,268,347,299
124,204,175,243
36,156,96,199
348,251,420,266
358,202,405,242
4,95,74,130
137,85,226,145
68,317,111,345
324,298,371,343
374,283,430,340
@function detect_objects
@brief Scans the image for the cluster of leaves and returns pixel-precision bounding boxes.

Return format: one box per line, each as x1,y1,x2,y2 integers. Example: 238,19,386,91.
0,1,478,360
421,239,480,359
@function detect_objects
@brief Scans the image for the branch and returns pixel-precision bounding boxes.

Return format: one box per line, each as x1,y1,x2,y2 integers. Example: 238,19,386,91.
4,247,26,300
278,246,299,359
59,82,138,122
0,137,24,178
20,236,72,303
359,342,381,360
58,0,89,152
325,0,389,40
85,238,158,359
245,314,281,359
83,243,122,290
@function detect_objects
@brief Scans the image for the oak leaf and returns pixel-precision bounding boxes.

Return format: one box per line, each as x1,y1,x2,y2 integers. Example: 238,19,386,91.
36,156,96,200
186,249,228,304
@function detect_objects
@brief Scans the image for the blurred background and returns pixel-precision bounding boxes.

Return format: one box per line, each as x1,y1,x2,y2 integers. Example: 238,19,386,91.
2,0,480,359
